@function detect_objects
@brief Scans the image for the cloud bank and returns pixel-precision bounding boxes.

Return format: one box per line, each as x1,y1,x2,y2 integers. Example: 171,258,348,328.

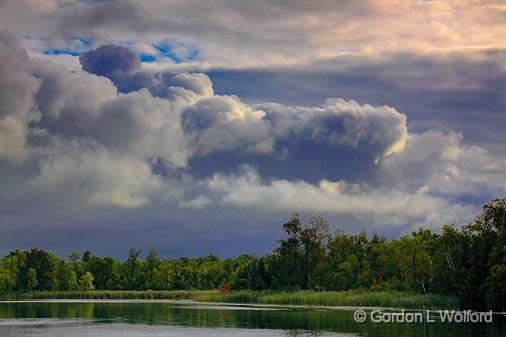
1,31,503,248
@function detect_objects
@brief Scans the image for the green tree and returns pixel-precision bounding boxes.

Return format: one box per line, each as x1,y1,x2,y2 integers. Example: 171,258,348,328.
26,268,37,291
68,270,79,290
69,252,81,264
24,249,58,291
79,272,95,290
353,231,370,288
300,216,330,288
85,256,120,290
125,248,144,289
271,213,304,289
152,261,174,290
82,251,91,263
325,230,356,290
465,198,506,310
367,233,396,289
144,247,160,289
58,262,79,291
0,269,11,293
432,225,468,297
0,255,20,292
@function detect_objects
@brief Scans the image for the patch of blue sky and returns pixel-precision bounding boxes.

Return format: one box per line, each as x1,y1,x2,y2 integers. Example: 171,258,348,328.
42,36,93,56
140,53,158,62
154,41,200,64
43,48,82,56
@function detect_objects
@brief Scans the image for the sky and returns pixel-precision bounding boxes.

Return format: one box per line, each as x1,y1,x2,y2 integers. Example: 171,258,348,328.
0,0,505,259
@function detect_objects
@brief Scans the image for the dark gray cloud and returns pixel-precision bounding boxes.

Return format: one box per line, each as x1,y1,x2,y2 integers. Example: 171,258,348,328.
80,44,141,77
77,45,215,97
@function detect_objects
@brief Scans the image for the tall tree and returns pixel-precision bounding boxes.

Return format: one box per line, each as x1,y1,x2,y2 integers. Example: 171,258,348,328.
272,213,304,289
125,248,143,289
24,249,58,291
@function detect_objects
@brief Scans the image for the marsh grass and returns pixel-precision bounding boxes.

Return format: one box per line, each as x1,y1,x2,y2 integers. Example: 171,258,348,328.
0,290,459,309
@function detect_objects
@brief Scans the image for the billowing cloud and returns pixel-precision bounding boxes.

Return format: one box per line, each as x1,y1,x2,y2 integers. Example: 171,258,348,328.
258,98,407,162
70,44,410,181
207,49,506,163
0,37,413,204
382,130,505,198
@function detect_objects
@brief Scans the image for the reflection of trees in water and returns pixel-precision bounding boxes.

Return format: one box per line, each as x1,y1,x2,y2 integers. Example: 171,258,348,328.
0,302,503,337
0,302,95,319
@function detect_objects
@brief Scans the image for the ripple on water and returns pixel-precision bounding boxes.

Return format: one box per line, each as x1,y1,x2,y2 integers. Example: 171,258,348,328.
0,320,348,337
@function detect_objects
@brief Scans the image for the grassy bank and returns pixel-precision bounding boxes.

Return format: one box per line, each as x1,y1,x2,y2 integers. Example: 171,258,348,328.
0,290,459,309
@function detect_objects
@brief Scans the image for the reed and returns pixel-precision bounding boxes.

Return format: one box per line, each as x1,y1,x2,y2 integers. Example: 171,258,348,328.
0,290,459,309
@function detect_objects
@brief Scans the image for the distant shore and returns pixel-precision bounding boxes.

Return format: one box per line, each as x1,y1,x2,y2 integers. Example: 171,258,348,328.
0,290,459,310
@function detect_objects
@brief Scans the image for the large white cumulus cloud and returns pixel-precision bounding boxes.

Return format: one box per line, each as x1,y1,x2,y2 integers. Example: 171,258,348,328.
0,31,503,233
1,37,410,170
77,44,410,167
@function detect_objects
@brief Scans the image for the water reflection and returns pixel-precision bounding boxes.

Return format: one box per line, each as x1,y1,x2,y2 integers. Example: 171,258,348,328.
0,301,504,337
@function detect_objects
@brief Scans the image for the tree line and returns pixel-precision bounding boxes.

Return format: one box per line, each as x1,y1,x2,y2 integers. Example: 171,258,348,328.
0,199,504,310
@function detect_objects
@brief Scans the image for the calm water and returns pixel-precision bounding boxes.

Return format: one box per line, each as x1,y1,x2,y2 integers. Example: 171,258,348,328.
0,301,504,337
